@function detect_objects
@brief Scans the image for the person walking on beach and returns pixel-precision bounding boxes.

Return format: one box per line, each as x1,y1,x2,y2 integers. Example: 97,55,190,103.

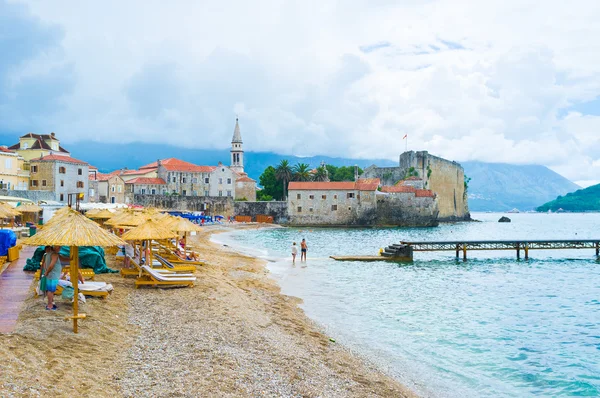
300,238,308,261
291,242,298,264
42,246,62,310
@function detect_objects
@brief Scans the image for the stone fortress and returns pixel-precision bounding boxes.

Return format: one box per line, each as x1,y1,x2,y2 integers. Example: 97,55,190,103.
361,151,471,221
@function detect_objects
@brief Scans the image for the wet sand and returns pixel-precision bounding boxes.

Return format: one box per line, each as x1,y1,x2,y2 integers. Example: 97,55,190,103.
0,223,416,397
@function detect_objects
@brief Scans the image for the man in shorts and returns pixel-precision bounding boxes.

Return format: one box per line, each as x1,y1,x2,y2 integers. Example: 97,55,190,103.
300,238,308,261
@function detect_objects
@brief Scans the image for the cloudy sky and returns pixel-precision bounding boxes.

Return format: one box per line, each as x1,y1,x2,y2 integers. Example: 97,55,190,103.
1,0,599,186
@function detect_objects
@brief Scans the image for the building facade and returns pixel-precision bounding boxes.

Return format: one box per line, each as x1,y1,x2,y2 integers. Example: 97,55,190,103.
29,154,89,203
0,147,29,190
8,132,70,161
89,173,126,203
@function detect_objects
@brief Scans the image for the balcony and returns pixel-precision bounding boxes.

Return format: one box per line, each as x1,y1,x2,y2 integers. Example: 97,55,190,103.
17,169,30,178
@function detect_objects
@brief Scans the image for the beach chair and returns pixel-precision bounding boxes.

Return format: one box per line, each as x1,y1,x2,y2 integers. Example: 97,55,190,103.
55,280,113,299
121,257,195,278
157,247,205,266
135,265,196,288
154,254,197,272
34,268,95,280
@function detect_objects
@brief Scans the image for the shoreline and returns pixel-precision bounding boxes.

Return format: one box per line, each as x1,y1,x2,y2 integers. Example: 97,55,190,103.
0,223,416,397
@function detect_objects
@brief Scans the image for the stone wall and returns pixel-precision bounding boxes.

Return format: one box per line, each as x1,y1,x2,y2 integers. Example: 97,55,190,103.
133,194,234,216
234,201,288,224
0,189,56,202
375,193,439,227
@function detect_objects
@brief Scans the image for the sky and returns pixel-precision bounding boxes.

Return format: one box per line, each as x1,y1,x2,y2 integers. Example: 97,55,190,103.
1,0,600,187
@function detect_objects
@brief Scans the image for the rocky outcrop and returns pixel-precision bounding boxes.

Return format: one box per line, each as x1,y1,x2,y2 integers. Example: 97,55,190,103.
498,216,511,223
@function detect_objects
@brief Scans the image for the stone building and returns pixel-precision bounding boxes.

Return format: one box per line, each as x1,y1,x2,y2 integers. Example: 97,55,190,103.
8,132,70,161
362,151,470,221
287,179,381,226
125,177,167,201
89,172,126,203
29,154,89,203
0,146,29,190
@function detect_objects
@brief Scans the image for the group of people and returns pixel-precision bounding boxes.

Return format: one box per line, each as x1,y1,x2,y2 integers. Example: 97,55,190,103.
291,238,308,264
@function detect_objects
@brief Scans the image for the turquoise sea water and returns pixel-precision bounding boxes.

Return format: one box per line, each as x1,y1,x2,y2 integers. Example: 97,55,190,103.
214,213,600,397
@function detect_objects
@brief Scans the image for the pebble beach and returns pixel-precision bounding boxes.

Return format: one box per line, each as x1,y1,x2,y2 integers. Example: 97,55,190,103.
0,223,415,397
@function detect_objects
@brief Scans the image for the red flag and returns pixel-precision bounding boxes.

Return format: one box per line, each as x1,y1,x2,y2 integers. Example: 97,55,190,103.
402,134,408,139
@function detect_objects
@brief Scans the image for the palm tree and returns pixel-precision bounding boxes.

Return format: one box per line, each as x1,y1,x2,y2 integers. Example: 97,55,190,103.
292,163,312,182
275,160,293,200
313,166,329,182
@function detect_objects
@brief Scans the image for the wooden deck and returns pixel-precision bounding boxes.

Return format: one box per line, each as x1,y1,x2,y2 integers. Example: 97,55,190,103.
330,255,412,262
0,247,35,333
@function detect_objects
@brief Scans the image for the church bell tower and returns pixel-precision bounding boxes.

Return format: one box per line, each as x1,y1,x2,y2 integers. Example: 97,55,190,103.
230,118,244,174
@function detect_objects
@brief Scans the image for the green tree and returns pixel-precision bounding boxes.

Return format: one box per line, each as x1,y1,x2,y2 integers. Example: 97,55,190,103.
326,165,363,181
292,163,312,181
258,165,283,200
275,160,293,200
313,165,329,181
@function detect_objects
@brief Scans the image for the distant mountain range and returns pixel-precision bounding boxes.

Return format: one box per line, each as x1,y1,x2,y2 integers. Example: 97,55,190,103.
536,183,600,212
462,162,581,212
0,134,581,211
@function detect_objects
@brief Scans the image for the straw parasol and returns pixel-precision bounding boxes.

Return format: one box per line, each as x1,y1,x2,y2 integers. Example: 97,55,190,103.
23,207,126,333
0,202,21,217
121,218,177,273
165,216,202,250
88,209,115,220
17,203,43,213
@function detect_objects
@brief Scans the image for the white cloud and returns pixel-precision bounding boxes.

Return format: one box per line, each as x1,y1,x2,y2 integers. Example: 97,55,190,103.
5,0,600,182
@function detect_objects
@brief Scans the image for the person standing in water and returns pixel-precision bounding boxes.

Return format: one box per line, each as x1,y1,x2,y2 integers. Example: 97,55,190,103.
300,238,308,261
291,242,298,264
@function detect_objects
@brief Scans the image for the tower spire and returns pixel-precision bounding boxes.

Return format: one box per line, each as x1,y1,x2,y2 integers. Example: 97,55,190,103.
230,117,244,173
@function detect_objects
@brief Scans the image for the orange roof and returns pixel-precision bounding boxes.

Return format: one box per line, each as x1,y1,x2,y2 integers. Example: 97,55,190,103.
31,154,88,165
236,176,255,182
355,178,380,191
415,189,435,198
126,177,166,185
380,185,417,193
88,165,98,170
0,146,15,154
289,181,378,191
139,158,215,173
89,173,112,182
121,169,152,175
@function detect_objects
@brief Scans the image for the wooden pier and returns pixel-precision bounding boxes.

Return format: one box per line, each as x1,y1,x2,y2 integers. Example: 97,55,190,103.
401,239,600,261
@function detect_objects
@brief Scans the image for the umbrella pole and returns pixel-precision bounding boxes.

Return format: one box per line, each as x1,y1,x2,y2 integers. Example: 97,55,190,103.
68,246,85,333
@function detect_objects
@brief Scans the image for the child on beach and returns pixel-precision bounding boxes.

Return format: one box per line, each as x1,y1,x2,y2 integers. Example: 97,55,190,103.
291,242,298,264
41,246,62,310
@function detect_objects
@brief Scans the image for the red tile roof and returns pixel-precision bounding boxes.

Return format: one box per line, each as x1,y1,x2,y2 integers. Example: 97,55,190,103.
380,185,417,193
121,169,153,175
139,158,215,172
31,154,88,165
289,180,379,191
0,146,16,154
126,177,166,185
355,178,380,191
415,189,435,198
88,165,98,170
236,176,255,182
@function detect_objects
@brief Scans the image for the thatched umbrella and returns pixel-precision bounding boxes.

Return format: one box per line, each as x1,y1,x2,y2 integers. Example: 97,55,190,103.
0,202,21,228
121,218,177,273
17,203,43,225
88,209,115,219
105,211,146,227
166,217,202,250
23,207,125,333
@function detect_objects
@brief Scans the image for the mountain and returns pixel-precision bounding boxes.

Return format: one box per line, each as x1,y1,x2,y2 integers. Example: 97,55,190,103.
536,184,600,212
462,162,581,212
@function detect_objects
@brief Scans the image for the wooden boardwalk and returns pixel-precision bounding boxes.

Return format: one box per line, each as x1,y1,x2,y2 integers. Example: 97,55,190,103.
0,247,35,333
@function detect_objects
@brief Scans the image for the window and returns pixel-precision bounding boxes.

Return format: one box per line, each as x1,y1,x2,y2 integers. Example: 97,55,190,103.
59,166,66,174
111,185,115,192
218,178,223,184
42,180,47,187
334,194,337,199
59,194,64,201
182,190,187,196
5,159,12,169
60,180,64,187
348,206,352,210
204,191,209,196
204,177,209,183
222,168,225,172
172,177,176,183
322,195,327,199
151,189,156,195
23,143,28,149
297,193,301,200
218,190,222,197
347,192,355,199
118,185,122,193
141,188,146,194
162,189,166,194
31,180,38,187
309,207,313,212
77,181,84,188
309,195,314,200
297,206,302,212
227,178,232,184
227,190,232,197
111,196,115,204
192,178,198,183
31,165,38,173
89,188,95,197
331,205,338,211
182,177,186,183
78,168,82,175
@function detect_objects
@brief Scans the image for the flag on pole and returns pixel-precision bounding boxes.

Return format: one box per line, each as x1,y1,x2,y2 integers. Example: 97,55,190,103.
402,134,408,139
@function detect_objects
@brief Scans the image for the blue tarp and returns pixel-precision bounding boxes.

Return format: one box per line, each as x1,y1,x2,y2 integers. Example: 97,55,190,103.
0,230,17,256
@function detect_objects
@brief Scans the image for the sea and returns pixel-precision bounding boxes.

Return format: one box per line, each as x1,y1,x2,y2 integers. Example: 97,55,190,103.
213,213,600,397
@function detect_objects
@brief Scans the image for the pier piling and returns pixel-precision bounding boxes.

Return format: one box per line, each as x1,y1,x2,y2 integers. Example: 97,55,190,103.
524,243,529,260
516,243,520,260
463,244,467,262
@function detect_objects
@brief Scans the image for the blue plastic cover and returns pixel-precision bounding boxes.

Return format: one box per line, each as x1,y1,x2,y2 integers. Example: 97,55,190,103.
0,230,17,256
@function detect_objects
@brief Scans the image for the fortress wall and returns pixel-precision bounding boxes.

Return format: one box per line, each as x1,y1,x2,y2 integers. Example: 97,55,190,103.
419,153,468,220
234,201,288,224
375,193,439,227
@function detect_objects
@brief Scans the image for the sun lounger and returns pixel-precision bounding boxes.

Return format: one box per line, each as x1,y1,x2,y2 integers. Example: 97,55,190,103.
135,265,196,288
34,268,95,280
56,280,113,299
154,254,197,272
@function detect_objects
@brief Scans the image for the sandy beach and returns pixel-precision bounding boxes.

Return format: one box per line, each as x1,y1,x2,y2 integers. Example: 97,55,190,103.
0,223,415,397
